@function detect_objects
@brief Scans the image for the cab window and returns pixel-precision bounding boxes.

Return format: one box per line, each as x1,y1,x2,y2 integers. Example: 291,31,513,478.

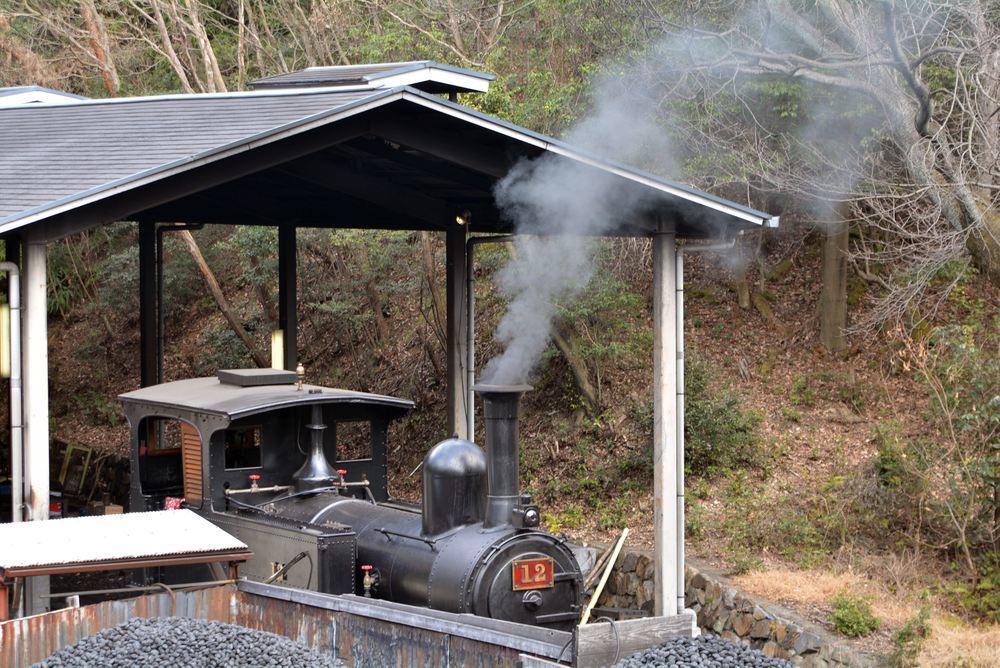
224,425,263,469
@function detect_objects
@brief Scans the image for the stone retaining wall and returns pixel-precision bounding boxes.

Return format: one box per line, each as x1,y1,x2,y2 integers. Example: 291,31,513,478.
594,550,881,667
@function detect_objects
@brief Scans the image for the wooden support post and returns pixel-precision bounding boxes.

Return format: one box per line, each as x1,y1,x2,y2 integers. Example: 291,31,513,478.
652,228,678,617
138,223,159,387
277,226,297,370
446,225,468,439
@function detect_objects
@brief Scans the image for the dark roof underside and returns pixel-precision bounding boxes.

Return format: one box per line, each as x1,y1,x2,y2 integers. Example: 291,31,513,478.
0,87,775,241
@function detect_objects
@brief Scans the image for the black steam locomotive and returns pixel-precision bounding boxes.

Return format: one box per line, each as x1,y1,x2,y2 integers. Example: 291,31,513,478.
119,369,582,629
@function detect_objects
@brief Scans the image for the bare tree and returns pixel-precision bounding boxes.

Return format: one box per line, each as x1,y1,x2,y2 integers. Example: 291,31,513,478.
623,0,1000,331
360,0,535,67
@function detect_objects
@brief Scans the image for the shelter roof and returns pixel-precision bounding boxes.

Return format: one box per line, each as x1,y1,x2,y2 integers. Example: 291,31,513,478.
119,376,415,420
0,510,248,575
250,60,494,94
0,87,377,226
0,80,777,241
0,85,87,106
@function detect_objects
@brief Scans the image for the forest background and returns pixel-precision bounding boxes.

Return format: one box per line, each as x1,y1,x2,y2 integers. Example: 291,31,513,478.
1,1,998,664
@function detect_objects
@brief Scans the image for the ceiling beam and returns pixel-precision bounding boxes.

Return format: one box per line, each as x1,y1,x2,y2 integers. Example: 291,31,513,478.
338,136,498,192
369,117,516,179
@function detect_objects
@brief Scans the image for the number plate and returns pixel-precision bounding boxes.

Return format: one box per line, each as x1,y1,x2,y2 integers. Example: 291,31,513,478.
512,556,554,591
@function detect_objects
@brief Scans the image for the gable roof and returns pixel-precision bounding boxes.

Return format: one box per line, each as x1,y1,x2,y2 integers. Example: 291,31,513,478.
0,85,778,239
0,85,88,106
250,60,494,94
0,86,377,228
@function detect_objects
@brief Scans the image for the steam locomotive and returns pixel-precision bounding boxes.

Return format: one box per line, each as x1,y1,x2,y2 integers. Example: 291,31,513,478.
119,369,582,629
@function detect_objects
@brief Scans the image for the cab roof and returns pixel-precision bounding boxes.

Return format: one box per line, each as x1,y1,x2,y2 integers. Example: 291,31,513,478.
119,375,414,421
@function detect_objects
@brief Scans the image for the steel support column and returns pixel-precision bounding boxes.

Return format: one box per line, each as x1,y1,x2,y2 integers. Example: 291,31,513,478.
138,223,159,387
278,226,297,371
23,240,49,614
652,228,678,617
446,226,469,439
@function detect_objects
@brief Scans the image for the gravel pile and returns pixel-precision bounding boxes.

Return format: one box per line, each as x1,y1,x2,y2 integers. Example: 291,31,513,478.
35,617,345,668
612,634,795,668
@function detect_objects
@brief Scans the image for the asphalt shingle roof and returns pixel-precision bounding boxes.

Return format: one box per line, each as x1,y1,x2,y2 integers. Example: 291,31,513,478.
0,88,375,223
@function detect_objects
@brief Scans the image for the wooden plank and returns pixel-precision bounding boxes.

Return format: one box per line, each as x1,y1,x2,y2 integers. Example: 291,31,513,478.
574,613,695,668
519,655,569,668
180,422,202,503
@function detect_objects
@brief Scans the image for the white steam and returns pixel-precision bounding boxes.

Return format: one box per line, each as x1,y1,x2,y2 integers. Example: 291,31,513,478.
480,74,673,385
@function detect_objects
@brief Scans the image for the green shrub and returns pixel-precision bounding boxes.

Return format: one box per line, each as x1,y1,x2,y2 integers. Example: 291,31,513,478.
892,604,931,667
789,375,815,406
781,406,802,422
954,553,1000,623
685,354,764,476
831,594,880,637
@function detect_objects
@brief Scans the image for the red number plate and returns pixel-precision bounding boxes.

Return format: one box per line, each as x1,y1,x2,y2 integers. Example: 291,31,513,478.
512,557,554,591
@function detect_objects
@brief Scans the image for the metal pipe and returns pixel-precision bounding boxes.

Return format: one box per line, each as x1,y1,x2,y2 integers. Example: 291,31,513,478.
42,579,236,599
674,239,735,615
0,262,22,525
674,249,685,615
224,485,293,496
465,235,515,440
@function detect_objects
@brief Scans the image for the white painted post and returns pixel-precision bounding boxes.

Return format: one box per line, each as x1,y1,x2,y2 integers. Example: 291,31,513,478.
653,228,678,616
675,249,686,615
23,240,50,614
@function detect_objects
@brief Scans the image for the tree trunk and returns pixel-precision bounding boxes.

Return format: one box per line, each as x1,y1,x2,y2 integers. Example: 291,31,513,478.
552,322,599,413
179,230,269,367
967,211,1000,287
420,232,446,349
819,219,849,353
354,243,389,345
248,254,277,326
183,0,226,92
79,0,120,94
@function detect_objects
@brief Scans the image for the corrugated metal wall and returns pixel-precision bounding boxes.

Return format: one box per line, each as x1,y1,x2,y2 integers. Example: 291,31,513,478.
0,586,541,667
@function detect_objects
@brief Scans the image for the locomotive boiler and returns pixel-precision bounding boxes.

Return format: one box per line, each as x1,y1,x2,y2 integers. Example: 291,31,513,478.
119,369,582,629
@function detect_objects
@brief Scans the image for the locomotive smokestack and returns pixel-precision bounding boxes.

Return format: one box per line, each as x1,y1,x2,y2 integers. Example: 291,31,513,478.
293,403,338,492
473,384,532,528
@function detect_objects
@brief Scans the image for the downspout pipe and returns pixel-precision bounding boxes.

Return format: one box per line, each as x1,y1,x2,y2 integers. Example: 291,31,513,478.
0,262,22,524
465,235,515,440
674,239,736,615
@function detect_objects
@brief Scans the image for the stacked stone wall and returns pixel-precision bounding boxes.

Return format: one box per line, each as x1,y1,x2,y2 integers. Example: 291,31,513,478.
593,549,881,667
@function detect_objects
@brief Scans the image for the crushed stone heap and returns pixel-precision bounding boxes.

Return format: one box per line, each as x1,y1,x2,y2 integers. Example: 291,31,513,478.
34,617,345,668
613,634,795,668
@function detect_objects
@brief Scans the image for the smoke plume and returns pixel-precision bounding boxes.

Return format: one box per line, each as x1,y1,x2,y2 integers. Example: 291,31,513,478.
480,75,673,385
481,3,882,384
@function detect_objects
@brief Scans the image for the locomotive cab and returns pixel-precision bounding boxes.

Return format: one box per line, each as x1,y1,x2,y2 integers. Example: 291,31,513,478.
120,369,582,630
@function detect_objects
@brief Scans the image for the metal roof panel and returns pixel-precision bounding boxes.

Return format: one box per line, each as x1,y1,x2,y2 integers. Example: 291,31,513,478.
119,377,415,420
249,61,495,90
0,510,246,571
